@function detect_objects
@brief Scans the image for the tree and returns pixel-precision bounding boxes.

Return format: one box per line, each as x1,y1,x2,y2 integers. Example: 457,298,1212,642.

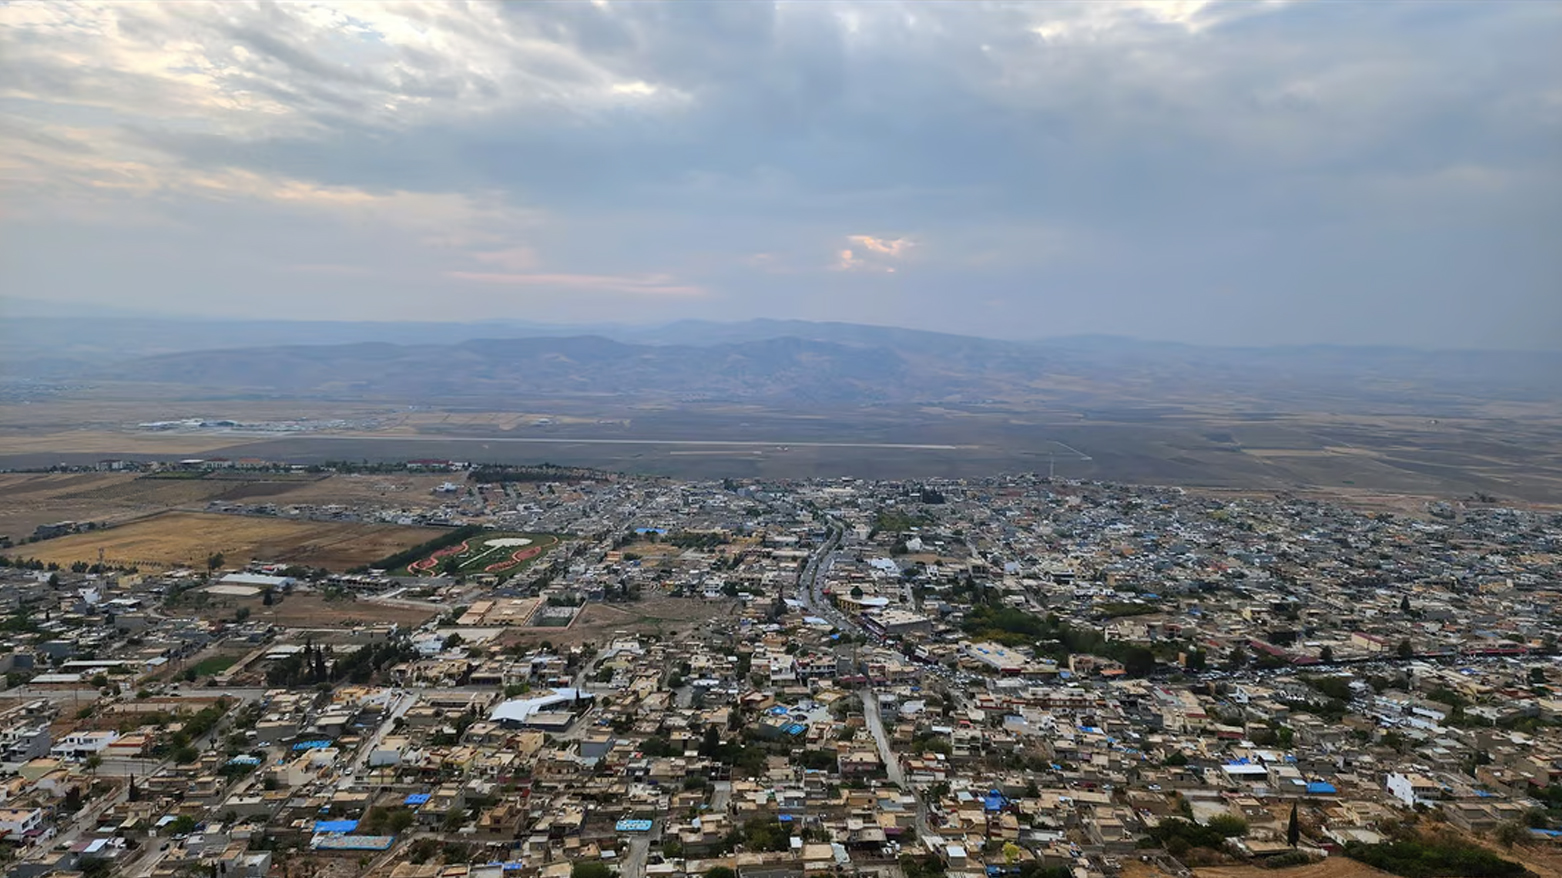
207,552,225,572
85,754,103,776
572,864,613,878
1287,802,1300,848
1207,815,1249,838
1397,639,1415,659
704,869,736,878
262,588,275,606
1400,595,1412,614
1319,645,1334,663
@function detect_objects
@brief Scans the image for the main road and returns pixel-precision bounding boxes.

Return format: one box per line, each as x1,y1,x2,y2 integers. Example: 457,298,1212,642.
794,518,861,635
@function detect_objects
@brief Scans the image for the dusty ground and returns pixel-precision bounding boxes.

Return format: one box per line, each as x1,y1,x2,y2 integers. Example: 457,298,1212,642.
19,511,439,571
1194,857,1394,878
191,591,440,629
217,471,464,506
500,595,740,646
0,472,242,541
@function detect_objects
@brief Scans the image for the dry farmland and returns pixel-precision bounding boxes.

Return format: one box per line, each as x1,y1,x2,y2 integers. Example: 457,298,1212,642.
19,511,440,571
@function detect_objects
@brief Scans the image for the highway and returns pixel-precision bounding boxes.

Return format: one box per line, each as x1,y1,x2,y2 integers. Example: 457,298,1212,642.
794,519,860,635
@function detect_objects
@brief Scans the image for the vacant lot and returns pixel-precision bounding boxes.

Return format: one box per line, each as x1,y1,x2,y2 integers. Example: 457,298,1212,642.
0,472,329,544
1195,859,1394,878
22,511,441,571
499,596,739,647
193,592,440,629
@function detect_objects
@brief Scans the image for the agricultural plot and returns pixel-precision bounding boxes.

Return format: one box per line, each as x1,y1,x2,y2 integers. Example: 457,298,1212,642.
404,532,559,576
20,511,441,572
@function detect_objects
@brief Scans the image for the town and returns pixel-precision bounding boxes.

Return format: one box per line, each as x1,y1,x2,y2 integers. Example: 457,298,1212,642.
0,466,1558,878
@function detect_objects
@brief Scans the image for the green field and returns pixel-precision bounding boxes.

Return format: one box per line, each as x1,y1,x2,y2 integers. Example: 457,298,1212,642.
405,532,560,576
189,656,238,677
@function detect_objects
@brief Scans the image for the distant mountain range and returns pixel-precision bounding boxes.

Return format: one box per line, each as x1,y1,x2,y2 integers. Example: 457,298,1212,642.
12,316,1543,414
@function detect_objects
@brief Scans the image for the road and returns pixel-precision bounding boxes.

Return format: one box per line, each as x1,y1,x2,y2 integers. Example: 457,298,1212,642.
710,781,733,815
621,819,660,878
308,435,969,450
859,689,905,788
351,690,418,776
860,689,930,838
795,519,861,635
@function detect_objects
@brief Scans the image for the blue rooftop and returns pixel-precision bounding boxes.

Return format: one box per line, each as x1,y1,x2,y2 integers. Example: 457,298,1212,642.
404,794,431,806
1305,782,1337,795
314,820,359,834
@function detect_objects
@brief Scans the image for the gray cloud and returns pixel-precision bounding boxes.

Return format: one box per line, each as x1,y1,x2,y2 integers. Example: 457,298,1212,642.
0,0,1558,347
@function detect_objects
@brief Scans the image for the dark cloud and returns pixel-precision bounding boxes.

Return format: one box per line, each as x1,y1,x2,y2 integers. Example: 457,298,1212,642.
0,1,1558,347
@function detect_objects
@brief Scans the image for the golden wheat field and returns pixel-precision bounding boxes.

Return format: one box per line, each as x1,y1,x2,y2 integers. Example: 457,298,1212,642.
18,511,440,571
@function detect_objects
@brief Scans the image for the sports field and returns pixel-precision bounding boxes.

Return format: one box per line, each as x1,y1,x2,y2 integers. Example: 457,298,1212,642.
404,532,560,576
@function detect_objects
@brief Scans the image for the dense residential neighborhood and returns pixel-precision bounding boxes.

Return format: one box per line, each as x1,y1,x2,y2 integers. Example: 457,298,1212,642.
1,468,1559,878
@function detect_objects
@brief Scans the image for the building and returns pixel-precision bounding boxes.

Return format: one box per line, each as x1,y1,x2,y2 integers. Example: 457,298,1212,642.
51,731,119,761
489,689,595,730
0,807,44,840
1386,772,1442,808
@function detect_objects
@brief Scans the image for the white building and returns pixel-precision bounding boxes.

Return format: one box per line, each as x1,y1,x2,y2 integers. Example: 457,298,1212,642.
0,806,43,839
51,730,119,760
1386,771,1442,808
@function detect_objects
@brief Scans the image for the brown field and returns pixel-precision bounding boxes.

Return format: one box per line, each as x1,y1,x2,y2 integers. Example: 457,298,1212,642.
222,472,465,506
0,472,326,543
500,596,739,647
1194,858,1393,878
20,511,441,571
191,592,440,629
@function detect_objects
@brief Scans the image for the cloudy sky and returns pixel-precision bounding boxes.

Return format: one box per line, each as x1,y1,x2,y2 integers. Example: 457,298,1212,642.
1,1,1558,347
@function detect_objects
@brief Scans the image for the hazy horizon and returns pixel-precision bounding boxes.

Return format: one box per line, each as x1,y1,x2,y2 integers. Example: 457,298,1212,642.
2,1,1559,349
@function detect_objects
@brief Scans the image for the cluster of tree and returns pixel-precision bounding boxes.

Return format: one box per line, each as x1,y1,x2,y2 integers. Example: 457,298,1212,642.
962,605,1052,641
899,854,948,878
1139,816,1248,857
727,816,793,853
871,509,932,536
469,464,610,483
350,525,485,574
430,708,480,746
1343,837,1528,878
1094,602,1162,619
67,560,139,574
1302,674,1355,701
962,606,1161,675
267,640,415,686
666,531,728,549
0,555,60,571
360,805,417,835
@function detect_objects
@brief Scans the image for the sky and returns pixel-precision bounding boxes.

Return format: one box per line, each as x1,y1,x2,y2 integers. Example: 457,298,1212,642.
1,1,1559,348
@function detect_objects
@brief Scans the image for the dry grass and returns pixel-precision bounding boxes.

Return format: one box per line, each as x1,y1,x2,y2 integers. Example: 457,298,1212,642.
193,592,439,629
500,596,739,646
1195,858,1395,878
231,472,464,507
21,511,440,571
